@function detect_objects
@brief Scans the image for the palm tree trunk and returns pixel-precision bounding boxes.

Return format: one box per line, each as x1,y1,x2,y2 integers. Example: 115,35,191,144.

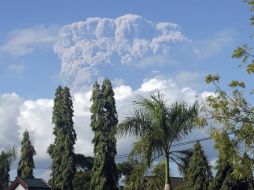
164,154,171,190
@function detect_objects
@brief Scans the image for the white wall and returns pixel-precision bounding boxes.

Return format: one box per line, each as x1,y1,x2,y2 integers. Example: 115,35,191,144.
15,184,25,190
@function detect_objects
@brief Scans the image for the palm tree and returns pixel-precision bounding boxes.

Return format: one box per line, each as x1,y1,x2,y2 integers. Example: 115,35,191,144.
118,93,200,190
123,150,192,190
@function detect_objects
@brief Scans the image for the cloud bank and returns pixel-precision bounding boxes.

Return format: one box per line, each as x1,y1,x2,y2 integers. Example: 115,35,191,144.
0,76,213,176
54,14,187,89
1,25,58,56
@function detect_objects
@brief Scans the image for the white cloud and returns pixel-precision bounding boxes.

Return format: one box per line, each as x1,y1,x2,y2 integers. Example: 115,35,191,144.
17,99,54,160
54,14,187,90
1,25,58,56
137,76,199,105
0,93,23,147
139,77,168,92
114,85,133,101
73,91,92,117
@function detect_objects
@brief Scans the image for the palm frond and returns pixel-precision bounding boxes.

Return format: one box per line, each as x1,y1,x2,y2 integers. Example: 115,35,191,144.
169,149,193,177
117,109,151,138
129,134,164,167
166,101,199,143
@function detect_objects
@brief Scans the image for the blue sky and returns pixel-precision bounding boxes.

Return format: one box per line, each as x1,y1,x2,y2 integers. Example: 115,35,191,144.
0,0,253,180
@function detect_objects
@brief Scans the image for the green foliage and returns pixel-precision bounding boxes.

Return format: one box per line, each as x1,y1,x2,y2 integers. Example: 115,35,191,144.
0,147,16,189
73,154,93,190
145,161,165,190
118,92,200,189
205,72,254,179
89,79,119,190
117,161,135,182
74,153,93,171
73,171,92,190
48,86,76,190
205,74,220,84
183,141,212,190
173,149,193,178
229,80,245,88
205,1,254,181
123,161,147,190
211,131,238,163
17,130,36,178
209,132,254,190
209,158,235,190
232,44,254,74
117,160,165,190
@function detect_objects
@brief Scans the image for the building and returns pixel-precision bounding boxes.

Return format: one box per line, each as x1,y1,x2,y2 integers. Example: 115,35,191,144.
7,177,51,190
170,177,184,189
143,176,184,189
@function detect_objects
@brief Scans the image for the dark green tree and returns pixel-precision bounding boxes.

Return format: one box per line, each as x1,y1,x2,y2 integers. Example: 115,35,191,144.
209,132,236,190
0,147,16,189
73,154,94,190
89,79,119,190
118,93,201,190
209,132,254,190
145,161,166,190
183,141,212,190
209,158,234,190
117,160,136,184
123,161,147,190
74,153,93,171
17,130,36,178
48,86,76,190
73,170,92,190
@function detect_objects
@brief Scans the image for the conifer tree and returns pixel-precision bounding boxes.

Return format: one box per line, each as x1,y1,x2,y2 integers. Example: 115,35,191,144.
209,158,234,190
209,132,254,190
17,130,36,178
48,86,76,190
0,147,16,189
90,79,119,190
184,141,212,190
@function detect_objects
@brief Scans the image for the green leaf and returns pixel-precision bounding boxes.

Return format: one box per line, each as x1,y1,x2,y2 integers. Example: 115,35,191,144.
246,62,254,74
229,80,246,88
205,74,220,84
248,0,254,6
232,47,245,59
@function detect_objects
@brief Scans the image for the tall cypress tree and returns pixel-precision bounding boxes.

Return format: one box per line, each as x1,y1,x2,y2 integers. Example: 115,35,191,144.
0,148,16,189
48,86,64,190
101,79,118,189
184,141,212,190
0,151,10,189
90,79,119,190
17,130,36,178
48,86,76,190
